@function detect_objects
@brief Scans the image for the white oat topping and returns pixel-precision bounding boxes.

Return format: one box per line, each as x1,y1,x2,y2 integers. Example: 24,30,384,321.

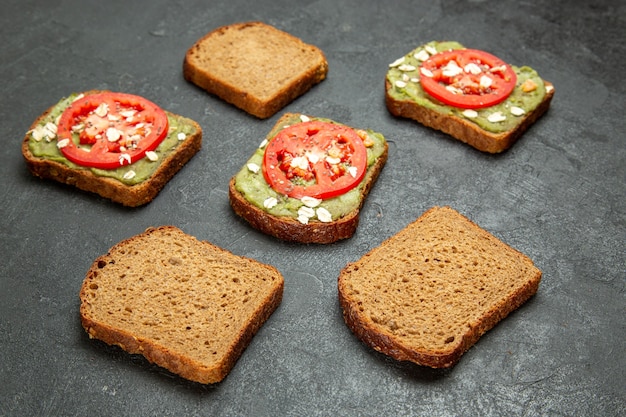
247,162,260,173
299,114,311,123
388,56,405,68
123,170,136,180
325,156,341,165
414,49,430,61
119,153,132,165
464,62,482,75
348,166,358,178
120,110,136,118
45,122,57,135
301,196,322,208
394,80,407,89
462,109,479,118
291,156,309,170
298,206,315,219
398,64,416,72
56,138,70,149
424,45,438,55
32,123,57,142
94,103,109,118
510,106,526,116
258,139,268,149
306,152,320,164
442,60,463,78
145,151,158,161
106,127,122,142
445,85,462,95
177,132,186,141
316,207,332,223
487,111,507,123
479,75,493,89
420,67,434,78
263,197,278,209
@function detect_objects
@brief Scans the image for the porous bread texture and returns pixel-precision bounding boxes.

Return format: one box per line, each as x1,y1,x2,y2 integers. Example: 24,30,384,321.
80,226,284,384
22,91,202,207
228,113,389,244
183,21,328,118
338,206,541,368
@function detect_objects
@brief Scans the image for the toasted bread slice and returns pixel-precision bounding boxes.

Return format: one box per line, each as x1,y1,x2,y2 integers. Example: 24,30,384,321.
22,91,202,207
79,226,284,384
183,21,328,119
385,41,554,153
338,206,542,368
229,113,388,244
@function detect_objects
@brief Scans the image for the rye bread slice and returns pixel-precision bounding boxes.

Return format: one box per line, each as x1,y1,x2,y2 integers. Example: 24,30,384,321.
79,226,284,384
338,206,542,368
228,113,389,244
22,91,202,207
385,42,555,153
183,21,328,119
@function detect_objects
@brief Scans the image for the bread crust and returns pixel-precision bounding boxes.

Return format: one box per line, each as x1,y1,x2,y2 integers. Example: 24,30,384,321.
183,21,328,119
21,92,202,207
385,79,554,153
337,206,542,368
228,115,389,244
79,226,284,384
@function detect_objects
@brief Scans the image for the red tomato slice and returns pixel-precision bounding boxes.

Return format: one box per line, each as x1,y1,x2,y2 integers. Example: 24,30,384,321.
262,121,368,199
56,92,169,169
420,48,517,109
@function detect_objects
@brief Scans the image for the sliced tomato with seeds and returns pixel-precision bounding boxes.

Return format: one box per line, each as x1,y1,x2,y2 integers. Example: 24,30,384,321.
56,92,169,169
420,48,517,109
262,121,367,199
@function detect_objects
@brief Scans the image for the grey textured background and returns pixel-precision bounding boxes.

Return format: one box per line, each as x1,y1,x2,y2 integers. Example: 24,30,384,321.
1,0,624,416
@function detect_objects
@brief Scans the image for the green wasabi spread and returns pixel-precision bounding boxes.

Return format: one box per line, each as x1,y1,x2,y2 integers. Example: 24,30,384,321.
386,41,546,133
234,114,387,222
27,93,198,185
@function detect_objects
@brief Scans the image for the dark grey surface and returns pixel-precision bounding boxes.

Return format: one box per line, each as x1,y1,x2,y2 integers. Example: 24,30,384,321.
1,0,624,416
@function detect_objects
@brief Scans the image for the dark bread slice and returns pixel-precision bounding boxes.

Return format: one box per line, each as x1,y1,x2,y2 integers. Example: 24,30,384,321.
79,226,284,384
385,42,555,153
183,21,328,119
22,91,202,207
228,113,389,244
338,206,542,368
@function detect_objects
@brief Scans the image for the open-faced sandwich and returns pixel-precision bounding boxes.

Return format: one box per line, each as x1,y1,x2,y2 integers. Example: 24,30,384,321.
229,113,388,244
22,91,202,206
386,41,554,153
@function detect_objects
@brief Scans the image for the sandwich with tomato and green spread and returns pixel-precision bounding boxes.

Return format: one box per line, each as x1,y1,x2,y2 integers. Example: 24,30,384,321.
386,41,554,153
229,113,388,244
22,91,202,206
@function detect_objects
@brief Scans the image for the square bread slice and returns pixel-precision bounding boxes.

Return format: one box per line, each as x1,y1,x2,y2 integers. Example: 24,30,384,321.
183,21,328,119
22,91,202,207
228,113,388,244
338,206,542,368
79,226,284,384
385,41,554,153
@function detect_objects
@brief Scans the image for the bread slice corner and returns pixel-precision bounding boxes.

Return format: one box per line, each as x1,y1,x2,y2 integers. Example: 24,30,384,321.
183,21,328,119
338,206,541,368
79,226,284,384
